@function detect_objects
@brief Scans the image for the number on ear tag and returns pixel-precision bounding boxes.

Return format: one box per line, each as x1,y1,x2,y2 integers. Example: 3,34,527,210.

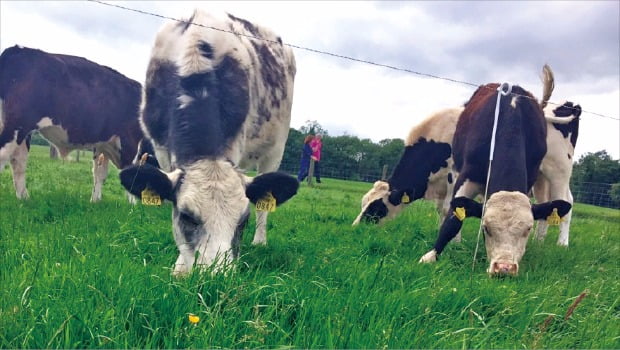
141,188,162,206
453,207,466,221
547,208,561,226
401,193,410,204
256,192,276,212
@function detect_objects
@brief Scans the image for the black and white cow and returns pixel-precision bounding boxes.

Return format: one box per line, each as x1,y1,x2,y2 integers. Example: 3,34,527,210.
352,107,462,233
418,81,572,276
119,9,298,275
0,45,144,201
533,101,581,246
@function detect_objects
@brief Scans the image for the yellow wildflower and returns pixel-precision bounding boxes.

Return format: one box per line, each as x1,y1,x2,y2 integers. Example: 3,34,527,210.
188,314,200,324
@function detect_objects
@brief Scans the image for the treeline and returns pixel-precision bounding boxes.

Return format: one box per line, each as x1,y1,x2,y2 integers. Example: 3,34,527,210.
571,150,620,208
30,123,620,208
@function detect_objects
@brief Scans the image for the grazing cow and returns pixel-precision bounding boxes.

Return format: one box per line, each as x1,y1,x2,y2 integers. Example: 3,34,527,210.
0,45,144,201
418,81,572,276
119,9,298,275
352,107,462,231
533,100,581,246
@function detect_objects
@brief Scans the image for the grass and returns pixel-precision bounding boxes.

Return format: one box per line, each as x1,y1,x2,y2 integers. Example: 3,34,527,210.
1,145,619,348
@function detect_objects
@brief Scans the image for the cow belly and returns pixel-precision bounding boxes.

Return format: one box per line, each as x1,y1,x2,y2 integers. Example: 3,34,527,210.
38,124,122,166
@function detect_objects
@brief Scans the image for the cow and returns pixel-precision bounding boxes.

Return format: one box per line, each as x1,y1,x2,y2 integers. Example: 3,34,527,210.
533,100,581,246
418,79,572,276
0,45,144,202
119,9,298,275
352,107,462,236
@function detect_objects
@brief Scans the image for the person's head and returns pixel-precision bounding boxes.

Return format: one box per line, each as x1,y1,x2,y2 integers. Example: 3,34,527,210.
315,133,322,140
304,135,314,144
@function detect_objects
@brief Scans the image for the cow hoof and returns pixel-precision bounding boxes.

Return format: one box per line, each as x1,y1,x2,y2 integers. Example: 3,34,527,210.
419,250,437,263
557,240,569,247
251,239,267,246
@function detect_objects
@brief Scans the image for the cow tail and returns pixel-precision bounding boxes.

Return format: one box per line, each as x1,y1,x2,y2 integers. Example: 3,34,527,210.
540,64,555,109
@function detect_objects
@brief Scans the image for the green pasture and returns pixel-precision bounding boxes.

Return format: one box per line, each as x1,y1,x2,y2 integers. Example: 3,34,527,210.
1,145,619,348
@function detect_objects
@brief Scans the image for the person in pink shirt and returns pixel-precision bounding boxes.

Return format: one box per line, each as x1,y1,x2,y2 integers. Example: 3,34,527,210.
310,133,323,183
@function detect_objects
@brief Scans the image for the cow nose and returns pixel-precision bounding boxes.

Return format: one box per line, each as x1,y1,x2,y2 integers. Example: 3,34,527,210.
492,262,518,275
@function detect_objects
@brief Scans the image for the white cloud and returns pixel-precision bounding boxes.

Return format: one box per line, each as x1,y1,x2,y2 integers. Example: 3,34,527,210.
1,0,618,161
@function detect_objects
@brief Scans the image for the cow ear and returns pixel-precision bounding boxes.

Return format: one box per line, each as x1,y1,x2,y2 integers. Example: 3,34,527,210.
119,164,178,201
531,200,572,220
373,181,389,192
246,172,299,206
573,104,582,118
451,197,483,218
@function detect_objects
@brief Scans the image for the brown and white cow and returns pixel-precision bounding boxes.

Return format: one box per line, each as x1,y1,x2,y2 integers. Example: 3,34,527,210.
352,107,462,233
418,81,572,276
534,101,581,246
0,45,144,201
119,9,298,275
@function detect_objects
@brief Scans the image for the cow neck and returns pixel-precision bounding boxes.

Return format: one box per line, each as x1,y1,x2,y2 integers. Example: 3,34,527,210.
387,138,451,200
486,93,530,196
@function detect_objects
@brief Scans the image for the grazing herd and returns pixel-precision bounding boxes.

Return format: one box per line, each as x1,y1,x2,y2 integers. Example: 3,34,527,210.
0,9,582,276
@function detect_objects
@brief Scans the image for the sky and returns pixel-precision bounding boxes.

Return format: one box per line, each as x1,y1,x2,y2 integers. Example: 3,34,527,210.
1,0,618,160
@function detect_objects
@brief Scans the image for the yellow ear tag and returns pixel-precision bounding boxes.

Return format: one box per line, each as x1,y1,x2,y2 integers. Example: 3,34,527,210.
256,192,276,212
453,207,466,221
547,208,561,226
141,188,162,206
401,193,411,204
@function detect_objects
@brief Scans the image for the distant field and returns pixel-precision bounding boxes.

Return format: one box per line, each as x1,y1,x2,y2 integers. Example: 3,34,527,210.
1,145,619,348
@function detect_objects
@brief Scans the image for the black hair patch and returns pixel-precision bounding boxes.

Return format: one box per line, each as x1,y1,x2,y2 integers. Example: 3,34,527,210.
119,164,174,201
198,41,214,59
246,172,299,205
361,199,388,224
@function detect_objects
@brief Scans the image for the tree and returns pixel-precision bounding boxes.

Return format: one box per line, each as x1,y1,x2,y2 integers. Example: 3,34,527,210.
571,150,620,208
571,150,620,184
299,120,328,136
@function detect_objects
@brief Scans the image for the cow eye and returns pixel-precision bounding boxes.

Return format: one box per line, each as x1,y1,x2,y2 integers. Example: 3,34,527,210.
179,212,200,227
483,225,491,237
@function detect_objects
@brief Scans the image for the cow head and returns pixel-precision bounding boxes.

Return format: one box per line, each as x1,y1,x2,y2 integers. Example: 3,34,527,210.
453,191,571,276
119,160,298,274
352,181,412,225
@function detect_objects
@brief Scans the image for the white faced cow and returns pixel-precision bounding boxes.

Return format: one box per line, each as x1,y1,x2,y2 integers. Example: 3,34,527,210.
0,45,144,202
352,107,462,232
418,81,572,276
533,101,581,246
119,9,298,275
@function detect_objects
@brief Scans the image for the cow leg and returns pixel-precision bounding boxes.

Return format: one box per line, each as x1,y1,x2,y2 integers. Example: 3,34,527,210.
440,175,462,243
420,180,481,263
532,174,550,241
10,140,30,199
252,211,268,245
557,188,573,246
91,152,109,202
0,131,20,172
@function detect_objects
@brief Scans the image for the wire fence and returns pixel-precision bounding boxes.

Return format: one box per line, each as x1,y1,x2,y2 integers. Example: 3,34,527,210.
85,0,619,121
280,161,620,209
571,182,620,209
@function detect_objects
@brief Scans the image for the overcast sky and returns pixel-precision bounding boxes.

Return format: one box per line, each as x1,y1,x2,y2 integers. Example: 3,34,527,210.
1,1,618,160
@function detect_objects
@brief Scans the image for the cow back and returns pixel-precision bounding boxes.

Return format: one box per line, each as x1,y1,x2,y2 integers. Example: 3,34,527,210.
453,83,547,195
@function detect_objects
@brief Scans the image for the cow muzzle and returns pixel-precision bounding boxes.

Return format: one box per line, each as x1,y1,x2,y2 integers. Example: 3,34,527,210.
488,261,519,276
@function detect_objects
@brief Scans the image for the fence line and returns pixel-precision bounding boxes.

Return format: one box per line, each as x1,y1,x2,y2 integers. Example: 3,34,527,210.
85,0,618,121
279,161,620,209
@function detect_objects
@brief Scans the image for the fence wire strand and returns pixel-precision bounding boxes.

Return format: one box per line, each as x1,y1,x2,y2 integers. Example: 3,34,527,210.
86,0,619,121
